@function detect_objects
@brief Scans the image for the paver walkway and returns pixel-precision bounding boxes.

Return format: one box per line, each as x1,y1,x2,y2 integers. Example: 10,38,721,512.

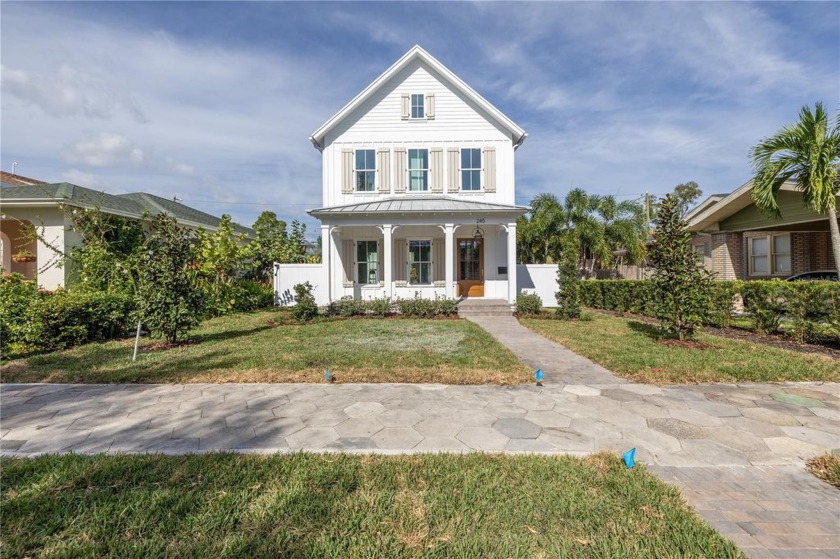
2,316,838,558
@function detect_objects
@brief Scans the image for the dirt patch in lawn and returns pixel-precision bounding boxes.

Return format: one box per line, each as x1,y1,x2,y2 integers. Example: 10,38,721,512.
656,339,716,350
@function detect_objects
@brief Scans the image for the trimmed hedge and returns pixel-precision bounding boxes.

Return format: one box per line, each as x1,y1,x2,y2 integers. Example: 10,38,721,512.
324,295,458,318
578,278,840,343
0,274,135,358
516,293,543,316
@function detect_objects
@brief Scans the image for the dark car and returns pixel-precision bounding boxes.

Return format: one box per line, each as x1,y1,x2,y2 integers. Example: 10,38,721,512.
785,270,838,282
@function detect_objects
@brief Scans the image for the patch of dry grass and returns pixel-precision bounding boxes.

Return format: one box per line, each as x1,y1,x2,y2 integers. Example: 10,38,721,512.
807,453,840,488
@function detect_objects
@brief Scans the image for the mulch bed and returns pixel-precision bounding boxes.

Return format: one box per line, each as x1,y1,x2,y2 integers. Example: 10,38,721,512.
591,309,840,360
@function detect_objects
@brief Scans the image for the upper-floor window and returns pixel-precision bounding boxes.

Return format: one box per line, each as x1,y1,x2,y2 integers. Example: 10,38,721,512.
355,149,375,192
408,149,428,191
411,94,425,119
461,148,481,191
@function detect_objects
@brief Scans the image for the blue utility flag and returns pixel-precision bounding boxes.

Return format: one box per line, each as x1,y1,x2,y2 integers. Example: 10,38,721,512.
623,448,636,469
535,369,544,385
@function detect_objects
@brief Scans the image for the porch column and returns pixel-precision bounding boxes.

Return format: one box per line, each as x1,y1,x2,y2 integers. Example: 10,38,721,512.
507,222,517,304
383,224,393,299
321,224,331,302
444,223,454,298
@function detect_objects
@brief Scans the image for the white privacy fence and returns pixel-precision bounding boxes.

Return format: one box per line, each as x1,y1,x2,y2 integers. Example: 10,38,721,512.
273,263,328,306
516,264,558,307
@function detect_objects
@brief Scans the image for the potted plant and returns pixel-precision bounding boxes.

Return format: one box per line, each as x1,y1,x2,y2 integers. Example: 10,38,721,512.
11,249,35,263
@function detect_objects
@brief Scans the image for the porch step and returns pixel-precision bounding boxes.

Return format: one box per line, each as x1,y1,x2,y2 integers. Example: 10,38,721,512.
456,298,513,318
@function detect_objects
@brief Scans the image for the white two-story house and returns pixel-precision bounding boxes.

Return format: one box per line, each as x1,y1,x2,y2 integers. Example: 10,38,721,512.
305,45,527,305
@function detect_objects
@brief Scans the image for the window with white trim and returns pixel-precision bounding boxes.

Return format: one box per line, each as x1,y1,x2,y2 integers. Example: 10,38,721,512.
355,149,375,192
749,233,791,275
461,148,481,191
357,240,378,285
410,94,424,119
408,149,428,191
408,240,431,284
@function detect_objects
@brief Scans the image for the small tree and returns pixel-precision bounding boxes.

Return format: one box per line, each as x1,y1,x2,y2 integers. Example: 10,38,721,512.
648,194,712,340
555,234,582,319
196,214,246,316
136,215,204,344
245,211,288,281
291,282,318,322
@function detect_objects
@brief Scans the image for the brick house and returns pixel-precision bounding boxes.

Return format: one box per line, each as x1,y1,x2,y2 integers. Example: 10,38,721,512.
686,180,837,280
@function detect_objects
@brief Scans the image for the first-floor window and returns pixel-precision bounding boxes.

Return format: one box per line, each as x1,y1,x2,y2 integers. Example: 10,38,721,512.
357,241,378,284
749,234,791,275
355,149,375,192
408,240,431,284
772,234,791,274
408,149,428,191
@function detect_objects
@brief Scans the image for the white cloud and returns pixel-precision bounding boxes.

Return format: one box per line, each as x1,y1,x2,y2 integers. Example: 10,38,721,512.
63,133,145,167
1,63,147,122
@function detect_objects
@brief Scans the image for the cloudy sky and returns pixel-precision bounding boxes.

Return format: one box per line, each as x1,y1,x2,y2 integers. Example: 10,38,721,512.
2,1,837,238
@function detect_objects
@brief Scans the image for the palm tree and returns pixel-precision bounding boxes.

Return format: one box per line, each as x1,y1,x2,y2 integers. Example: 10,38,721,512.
750,103,840,270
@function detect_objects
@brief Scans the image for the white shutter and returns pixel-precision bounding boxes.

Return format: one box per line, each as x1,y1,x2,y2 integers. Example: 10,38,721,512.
433,238,444,284
430,148,443,193
401,94,410,120
483,147,496,193
426,93,435,120
393,148,406,193
394,240,407,282
342,240,354,287
447,148,460,193
342,149,354,193
377,148,390,193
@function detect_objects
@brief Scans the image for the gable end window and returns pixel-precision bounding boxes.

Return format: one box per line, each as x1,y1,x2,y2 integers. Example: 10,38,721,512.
411,94,425,119
461,148,481,191
355,149,375,192
749,234,791,275
408,149,429,192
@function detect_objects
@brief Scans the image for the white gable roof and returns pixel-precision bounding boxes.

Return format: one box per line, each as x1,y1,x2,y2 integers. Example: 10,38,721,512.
310,45,527,150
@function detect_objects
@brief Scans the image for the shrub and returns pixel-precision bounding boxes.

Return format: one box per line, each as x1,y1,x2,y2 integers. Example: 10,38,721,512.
232,279,275,312
291,282,318,322
396,295,457,317
26,291,134,352
366,298,393,317
741,280,785,335
706,281,741,328
327,297,368,317
555,234,581,319
648,194,712,340
578,280,655,316
0,274,40,356
516,293,543,316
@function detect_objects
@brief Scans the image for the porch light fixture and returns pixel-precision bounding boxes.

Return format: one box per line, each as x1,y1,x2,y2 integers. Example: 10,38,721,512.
473,227,484,240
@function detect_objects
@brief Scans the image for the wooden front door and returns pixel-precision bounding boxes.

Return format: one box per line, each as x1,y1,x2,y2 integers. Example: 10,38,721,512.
457,238,484,297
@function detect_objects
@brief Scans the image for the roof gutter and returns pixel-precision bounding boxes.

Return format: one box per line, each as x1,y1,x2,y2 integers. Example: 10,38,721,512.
513,132,528,151
309,135,324,152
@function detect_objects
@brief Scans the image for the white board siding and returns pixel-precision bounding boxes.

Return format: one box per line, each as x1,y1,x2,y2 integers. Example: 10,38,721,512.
326,60,512,144
320,140,515,207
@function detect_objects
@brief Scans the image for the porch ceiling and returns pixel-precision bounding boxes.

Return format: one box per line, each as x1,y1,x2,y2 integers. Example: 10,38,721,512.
308,196,528,218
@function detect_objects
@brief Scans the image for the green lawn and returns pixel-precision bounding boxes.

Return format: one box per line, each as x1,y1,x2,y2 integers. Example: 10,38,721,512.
0,309,529,384
0,452,744,558
522,311,840,384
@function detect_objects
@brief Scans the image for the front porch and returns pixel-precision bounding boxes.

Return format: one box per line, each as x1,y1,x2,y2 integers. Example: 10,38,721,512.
323,222,518,304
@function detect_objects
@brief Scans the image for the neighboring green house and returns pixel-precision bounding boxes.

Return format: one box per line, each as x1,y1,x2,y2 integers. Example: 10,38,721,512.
686,179,837,280
0,172,253,290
